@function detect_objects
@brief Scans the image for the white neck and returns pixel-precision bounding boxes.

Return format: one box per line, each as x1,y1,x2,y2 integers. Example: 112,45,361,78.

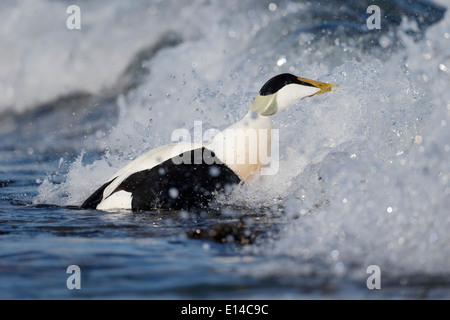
206,111,273,180
276,84,320,112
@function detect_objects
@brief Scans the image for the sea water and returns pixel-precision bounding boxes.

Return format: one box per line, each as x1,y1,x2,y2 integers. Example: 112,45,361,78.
0,0,449,299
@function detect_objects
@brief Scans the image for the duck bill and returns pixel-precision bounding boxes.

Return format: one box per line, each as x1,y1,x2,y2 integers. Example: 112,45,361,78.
298,77,338,95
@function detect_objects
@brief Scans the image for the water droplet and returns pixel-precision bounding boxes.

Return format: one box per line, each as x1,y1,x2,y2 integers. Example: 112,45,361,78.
179,210,189,220
277,57,287,66
414,135,423,144
331,250,339,260
169,187,179,199
429,233,438,243
209,166,221,177
334,262,345,275
379,35,391,48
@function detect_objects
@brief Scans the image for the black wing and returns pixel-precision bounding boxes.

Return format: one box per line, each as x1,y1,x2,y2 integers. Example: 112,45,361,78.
114,147,241,211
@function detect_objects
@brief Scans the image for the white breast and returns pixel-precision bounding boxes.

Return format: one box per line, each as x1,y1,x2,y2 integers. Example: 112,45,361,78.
206,111,273,180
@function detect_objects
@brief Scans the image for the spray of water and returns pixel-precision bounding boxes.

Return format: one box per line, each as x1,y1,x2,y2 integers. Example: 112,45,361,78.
23,1,449,281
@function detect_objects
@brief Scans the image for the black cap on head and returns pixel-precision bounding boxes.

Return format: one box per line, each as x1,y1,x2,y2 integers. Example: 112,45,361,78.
259,73,316,96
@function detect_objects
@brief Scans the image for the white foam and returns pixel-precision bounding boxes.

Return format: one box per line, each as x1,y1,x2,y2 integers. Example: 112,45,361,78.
0,0,219,114
31,1,450,281
239,10,450,279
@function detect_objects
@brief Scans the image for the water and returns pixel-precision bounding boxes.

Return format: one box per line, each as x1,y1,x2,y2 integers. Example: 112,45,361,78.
1,0,449,299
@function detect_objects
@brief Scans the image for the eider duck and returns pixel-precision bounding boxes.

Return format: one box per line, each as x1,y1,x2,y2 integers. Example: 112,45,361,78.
81,73,337,211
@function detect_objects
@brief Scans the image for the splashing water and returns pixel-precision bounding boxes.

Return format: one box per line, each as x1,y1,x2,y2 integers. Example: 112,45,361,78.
1,0,449,298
